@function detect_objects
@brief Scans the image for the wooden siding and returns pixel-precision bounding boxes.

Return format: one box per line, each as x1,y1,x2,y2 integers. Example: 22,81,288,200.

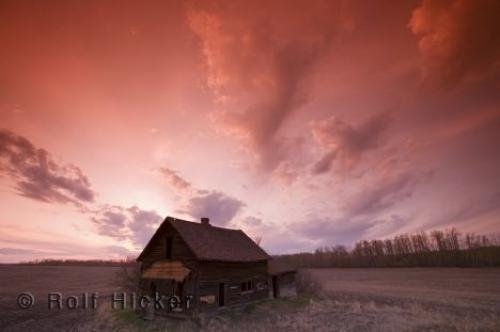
140,223,197,271
195,261,269,310
197,261,267,281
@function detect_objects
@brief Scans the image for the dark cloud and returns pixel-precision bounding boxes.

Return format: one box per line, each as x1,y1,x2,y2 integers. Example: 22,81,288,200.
343,172,418,217
0,129,165,250
0,129,95,206
0,247,39,255
241,216,262,227
91,207,129,241
94,187,244,246
311,151,336,175
291,211,413,247
188,1,345,172
92,205,162,247
291,214,376,246
159,167,192,190
0,247,72,257
290,171,430,245
311,112,391,174
178,190,245,226
0,245,136,260
409,0,500,87
159,165,247,226
429,191,500,229
127,206,162,246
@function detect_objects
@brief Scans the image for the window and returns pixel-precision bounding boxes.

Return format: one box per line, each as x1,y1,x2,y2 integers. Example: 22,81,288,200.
240,280,253,292
165,237,172,259
150,282,157,297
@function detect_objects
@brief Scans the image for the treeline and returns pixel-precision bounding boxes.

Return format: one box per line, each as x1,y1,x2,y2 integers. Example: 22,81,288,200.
276,228,500,268
17,257,137,267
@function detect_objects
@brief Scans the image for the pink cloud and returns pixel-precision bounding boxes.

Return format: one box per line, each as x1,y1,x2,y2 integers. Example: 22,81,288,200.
178,190,245,227
92,205,162,248
159,166,246,226
409,0,500,87
0,129,95,206
311,112,391,175
159,167,192,190
188,1,347,172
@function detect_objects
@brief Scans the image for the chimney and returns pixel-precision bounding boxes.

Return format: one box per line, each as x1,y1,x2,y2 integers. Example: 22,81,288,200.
201,217,210,226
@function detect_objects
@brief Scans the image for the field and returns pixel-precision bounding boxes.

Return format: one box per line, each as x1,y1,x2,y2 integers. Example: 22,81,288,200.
0,265,122,331
297,268,500,331
0,266,499,331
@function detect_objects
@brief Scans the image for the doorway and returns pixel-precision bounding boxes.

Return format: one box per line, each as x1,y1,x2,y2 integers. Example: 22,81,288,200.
174,280,183,299
218,283,225,306
150,282,157,297
272,276,278,298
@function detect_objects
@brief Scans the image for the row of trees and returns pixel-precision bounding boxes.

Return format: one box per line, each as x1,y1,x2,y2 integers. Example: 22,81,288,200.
17,257,137,266
277,228,500,268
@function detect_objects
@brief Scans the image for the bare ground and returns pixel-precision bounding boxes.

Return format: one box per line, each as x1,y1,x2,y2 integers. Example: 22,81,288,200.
1,266,499,331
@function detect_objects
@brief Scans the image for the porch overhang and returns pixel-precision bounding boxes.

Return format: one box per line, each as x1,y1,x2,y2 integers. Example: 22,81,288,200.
141,260,190,282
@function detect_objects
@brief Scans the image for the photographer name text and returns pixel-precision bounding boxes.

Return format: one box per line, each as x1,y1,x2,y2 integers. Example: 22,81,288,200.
17,292,192,311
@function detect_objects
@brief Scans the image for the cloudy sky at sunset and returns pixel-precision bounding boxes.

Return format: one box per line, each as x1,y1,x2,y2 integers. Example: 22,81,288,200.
1,0,499,262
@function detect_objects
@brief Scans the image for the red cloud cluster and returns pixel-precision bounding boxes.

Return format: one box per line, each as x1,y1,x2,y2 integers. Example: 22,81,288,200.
188,1,348,172
409,0,500,87
311,112,391,175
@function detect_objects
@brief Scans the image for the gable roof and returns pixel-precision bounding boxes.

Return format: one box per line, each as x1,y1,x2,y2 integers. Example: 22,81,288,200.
268,259,296,275
137,216,270,263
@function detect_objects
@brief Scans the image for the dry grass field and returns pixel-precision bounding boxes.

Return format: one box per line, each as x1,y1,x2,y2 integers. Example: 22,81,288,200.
294,268,500,331
1,266,499,331
0,265,121,331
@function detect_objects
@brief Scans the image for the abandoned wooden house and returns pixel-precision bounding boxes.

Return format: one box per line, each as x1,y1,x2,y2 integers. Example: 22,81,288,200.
137,216,294,314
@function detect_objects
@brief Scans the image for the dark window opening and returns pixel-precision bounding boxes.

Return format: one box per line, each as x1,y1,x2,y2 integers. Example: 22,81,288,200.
272,276,278,298
150,282,157,297
241,280,253,292
175,281,183,299
166,237,173,259
218,283,225,306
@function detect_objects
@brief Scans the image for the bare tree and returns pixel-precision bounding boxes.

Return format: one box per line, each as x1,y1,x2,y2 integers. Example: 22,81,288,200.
446,228,461,251
384,239,394,256
431,230,446,251
274,228,500,269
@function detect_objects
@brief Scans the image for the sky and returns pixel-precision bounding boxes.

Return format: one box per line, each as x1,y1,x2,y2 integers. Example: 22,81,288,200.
1,0,499,262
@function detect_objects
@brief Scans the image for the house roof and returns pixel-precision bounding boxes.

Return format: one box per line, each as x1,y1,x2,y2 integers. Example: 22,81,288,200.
137,216,270,263
268,259,296,275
